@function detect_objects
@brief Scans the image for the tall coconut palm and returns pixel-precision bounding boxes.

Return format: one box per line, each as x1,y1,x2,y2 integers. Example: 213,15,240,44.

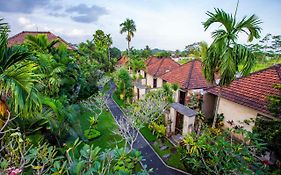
0,29,41,123
120,19,136,56
202,8,262,127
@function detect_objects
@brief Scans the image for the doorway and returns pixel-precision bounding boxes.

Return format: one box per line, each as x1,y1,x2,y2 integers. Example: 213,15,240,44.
179,90,186,105
175,112,184,135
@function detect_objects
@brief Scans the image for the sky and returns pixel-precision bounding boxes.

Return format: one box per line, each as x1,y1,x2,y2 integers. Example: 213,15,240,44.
0,0,281,50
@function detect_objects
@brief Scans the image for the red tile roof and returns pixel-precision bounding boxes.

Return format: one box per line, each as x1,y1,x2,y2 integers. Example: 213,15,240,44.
208,64,281,116
8,31,75,50
146,57,180,77
145,56,161,66
118,55,128,66
160,59,210,90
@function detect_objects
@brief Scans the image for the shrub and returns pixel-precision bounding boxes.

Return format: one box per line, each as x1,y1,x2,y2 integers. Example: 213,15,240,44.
148,122,166,138
84,129,101,140
180,127,268,175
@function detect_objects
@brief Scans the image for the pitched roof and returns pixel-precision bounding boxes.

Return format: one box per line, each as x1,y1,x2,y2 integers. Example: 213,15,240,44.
8,31,75,50
118,55,128,66
160,59,210,90
208,64,281,116
145,56,161,66
146,57,180,77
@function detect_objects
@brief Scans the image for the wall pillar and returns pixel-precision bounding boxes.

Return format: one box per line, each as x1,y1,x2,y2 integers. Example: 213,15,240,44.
182,115,195,135
170,107,176,134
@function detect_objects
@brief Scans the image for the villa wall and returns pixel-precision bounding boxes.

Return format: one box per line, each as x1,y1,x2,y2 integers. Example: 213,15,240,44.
174,90,180,103
182,115,195,135
202,93,216,119
146,74,154,88
217,98,270,132
140,70,145,77
133,86,146,100
157,78,163,88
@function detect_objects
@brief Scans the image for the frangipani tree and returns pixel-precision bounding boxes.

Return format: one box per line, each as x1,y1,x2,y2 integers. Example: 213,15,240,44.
202,8,262,127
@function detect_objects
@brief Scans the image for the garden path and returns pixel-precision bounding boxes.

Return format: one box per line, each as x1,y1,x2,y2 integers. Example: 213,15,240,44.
106,81,188,175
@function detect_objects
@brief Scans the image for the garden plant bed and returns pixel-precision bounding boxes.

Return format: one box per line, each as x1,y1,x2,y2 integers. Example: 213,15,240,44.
140,126,186,171
113,92,126,109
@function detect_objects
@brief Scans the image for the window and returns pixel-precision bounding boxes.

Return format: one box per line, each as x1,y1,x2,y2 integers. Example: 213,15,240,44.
179,90,186,105
144,72,147,78
153,78,157,88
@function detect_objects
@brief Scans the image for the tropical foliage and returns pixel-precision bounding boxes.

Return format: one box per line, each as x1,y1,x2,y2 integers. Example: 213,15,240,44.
114,68,133,102
0,17,145,174
180,127,268,175
202,8,262,127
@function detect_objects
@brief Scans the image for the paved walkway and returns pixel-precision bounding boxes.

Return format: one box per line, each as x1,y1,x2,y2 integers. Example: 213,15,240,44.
106,82,187,175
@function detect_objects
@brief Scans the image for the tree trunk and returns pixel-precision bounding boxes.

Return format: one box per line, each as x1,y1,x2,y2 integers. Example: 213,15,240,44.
127,40,130,56
212,87,222,128
127,31,130,56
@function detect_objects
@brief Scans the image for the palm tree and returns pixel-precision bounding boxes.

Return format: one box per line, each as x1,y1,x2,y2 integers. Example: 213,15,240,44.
120,19,136,56
24,34,59,54
0,18,8,32
202,8,262,127
0,29,41,122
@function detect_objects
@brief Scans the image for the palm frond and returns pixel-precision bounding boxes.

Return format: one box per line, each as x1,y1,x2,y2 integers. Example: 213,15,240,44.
235,14,262,42
0,18,9,32
203,8,235,33
0,62,40,115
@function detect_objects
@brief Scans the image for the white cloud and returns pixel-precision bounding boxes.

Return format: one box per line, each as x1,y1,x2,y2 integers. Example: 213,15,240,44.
67,29,87,37
18,17,36,30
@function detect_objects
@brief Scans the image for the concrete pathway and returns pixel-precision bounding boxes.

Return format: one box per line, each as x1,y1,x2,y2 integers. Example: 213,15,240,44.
106,82,188,175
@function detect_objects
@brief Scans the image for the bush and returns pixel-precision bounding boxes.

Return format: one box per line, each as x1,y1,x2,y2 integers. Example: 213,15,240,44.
84,129,101,140
148,122,166,138
180,128,268,175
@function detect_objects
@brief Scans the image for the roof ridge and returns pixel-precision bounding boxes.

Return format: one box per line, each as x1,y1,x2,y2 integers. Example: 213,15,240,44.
8,31,24,40
233,63,281,83
146,57,154,65
153,58,165,77
23,31,51,33
184,59,195,89
274,64,281,80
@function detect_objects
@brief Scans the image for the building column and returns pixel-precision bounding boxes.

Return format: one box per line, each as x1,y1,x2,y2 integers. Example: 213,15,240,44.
182,115,195,135
170,107,176,134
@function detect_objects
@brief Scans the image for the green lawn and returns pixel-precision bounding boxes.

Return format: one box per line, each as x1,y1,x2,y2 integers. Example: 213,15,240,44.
89,110,124,149
113,92,126,109
102,82,111,93
178,58,190,65
140,126,186,171
140,125,157,142
252,58,281,72
66,106,124,150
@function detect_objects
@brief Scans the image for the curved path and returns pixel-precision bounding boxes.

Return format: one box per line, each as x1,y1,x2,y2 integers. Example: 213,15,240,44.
106,82,188,175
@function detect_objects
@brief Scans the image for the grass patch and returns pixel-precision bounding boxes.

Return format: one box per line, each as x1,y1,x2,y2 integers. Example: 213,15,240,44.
113,92,126,109
140,126,157,142
178,58,190,65
140,126,186,171
66,106,124,150
102,82,110,93
88,110,124,149
252,58,281,72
